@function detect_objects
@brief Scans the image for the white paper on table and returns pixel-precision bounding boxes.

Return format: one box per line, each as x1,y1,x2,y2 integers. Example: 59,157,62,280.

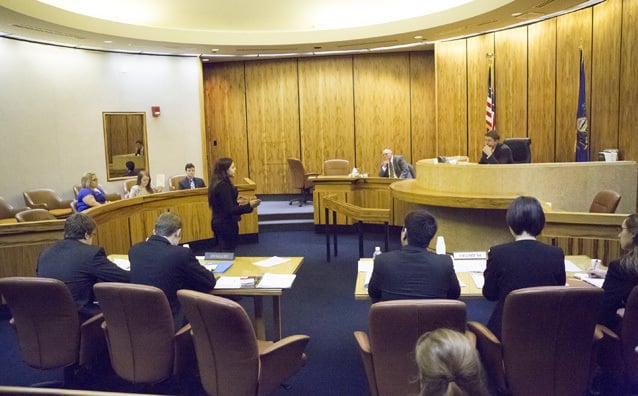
257,273,296,288
113,258,130,271
364,271,372,288
453,251,487,259
214,277,243,289
564,259,583,273
358,260,373,272
573,273,605,288
452,259,486,273
471,273,485,288
253,256,290,267
155,174,165,188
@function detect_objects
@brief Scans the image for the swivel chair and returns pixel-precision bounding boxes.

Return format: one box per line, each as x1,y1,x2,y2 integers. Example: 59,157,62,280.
323,159,350,176
503,137,532,163
287,158,318,207
23,188,73,219
0,197,27,224
589,190,622,213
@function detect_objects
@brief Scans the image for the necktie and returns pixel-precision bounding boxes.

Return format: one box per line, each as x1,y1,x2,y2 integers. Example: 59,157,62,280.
190,179,195,189
389,161,396,178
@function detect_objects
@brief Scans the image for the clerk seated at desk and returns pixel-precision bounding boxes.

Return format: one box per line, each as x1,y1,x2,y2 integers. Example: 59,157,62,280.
479,130,513,164
368,210,461,303
129,212,216,329
378,148,414,179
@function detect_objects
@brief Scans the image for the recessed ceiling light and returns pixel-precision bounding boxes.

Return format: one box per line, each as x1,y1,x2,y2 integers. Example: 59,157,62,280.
414,35,423,39
104,40,113,44
511,12,522,17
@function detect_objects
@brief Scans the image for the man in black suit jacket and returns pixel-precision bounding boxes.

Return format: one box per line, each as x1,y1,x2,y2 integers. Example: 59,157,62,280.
479,130,514,164
37,213,130,320
178,162,206,189
378,148,414,179
129,212,216,328
368,210,460,302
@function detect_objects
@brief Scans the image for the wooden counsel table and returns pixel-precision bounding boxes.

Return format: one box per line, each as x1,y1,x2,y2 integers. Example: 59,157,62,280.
111,255,303,341
354,255,597,300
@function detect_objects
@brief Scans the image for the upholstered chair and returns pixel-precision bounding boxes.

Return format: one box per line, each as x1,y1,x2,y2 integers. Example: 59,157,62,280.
287,158,319,207
22,188,73,219
15,208,57,222
503,137,532,163
323,159,351,176
589,190,622,213
0,196,27,224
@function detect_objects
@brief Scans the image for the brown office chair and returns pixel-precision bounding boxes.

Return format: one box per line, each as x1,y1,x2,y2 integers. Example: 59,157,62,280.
468,286,603,396
73,185,121,202
287,158,319,207
15,208,57,222
589,190,622,213
0,196,27,224
168,175,186,191
503,137,532,163
0,277,106,386
23,188,73,219
354,299,468,396
93,283,194,385
177,290,310,396
323,159,351,176
597,285,638,393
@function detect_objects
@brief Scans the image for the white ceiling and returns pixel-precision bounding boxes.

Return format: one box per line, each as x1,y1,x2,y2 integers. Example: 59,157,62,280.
0,0,603,59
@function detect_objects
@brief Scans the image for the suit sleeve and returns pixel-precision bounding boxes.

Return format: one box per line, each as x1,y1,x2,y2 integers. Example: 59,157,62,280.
183,252,216,291
495,145,514,164
368,262,382,301
447,262,461,299
396,156,411,179
177,179,187,190
212,182,253,218
92,248,130,282
482,250,500,301
378,163,388,177
599,261,627,325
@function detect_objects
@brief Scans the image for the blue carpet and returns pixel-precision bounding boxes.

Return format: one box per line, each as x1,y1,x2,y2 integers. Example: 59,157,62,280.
0,226,496,395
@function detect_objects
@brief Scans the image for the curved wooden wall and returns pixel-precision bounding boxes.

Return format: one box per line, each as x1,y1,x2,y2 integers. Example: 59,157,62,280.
0,180,258,278
202,0,638,197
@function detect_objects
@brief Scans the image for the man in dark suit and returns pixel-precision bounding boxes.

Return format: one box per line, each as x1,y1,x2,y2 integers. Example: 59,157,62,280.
368,210,460,302
378,148,413,178
129,212,216,328
37,213,130,320
479,130,514,164
178,162,206,189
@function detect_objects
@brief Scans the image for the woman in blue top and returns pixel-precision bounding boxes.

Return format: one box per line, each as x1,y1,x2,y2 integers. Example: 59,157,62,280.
76,172,107,212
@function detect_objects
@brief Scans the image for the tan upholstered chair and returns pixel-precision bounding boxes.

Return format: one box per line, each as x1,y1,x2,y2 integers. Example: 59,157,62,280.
354,299,468,396
177,290,310,396
589,190,622,213
323,159,351,176
0,277,105,386
15,208,57,222
287,158,319,207
597,285,638,393
468,286,603,396
23,189,73,219
0,196,27,224
168,175,186,191
122,178,137,196
93,283,194,385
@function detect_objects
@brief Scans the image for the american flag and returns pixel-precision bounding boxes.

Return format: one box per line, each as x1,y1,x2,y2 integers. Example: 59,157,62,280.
486,64,495,131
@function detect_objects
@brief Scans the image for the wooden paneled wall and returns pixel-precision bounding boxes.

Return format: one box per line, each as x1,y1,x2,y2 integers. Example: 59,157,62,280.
202,0,638,194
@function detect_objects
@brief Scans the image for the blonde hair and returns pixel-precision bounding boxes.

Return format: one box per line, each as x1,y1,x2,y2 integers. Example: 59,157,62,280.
80,172,97,188
415,328,489,396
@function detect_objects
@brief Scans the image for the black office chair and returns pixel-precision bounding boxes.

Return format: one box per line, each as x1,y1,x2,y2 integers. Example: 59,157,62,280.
503,138,532,163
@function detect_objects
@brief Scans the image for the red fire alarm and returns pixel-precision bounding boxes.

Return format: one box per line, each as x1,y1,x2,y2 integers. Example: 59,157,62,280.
151,106,161,117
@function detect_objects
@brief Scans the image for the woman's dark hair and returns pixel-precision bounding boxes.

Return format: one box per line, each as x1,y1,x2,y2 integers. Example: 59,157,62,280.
211,157,233,186
506,196,545,236
136,171,154,194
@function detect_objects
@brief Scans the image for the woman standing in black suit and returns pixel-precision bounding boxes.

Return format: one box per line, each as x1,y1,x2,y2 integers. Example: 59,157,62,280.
208,158,260,252
599,213,638,332
482,196,566,338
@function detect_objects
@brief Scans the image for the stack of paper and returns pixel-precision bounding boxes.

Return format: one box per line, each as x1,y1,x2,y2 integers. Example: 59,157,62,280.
573,273,605,288
254,256,290,267
113,258,130,271
257,273,296,288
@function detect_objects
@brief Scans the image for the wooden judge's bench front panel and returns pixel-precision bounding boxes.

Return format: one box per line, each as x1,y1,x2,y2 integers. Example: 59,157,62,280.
311,161,637,263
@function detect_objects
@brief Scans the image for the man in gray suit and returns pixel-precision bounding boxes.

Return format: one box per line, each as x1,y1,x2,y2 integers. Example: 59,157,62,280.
378,148,413,178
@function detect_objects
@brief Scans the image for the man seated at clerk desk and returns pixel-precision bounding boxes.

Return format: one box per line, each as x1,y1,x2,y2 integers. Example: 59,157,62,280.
178,162,206,190
368,209,461,303
479,130,513,164
128,212,216,330
378,148,412,179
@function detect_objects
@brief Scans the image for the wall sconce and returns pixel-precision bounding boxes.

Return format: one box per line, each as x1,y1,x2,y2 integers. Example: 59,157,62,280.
151,106,161,117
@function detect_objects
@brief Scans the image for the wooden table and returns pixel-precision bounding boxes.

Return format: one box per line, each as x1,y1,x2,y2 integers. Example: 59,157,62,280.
354,255,598,300
110,255,303,341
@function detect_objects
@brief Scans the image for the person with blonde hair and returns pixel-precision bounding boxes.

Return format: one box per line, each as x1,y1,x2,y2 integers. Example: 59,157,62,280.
415,328,490,396
76,172,107,212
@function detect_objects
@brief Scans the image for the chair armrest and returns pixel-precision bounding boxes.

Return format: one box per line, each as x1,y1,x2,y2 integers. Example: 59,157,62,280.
467,321,506,392
28,202,48,210
58,199,73,208
305,172,320,178
79,313,106,367
173,324,196,377
354,331,379,396
258,334,310,396
11,207,29,216
105,193,121,202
